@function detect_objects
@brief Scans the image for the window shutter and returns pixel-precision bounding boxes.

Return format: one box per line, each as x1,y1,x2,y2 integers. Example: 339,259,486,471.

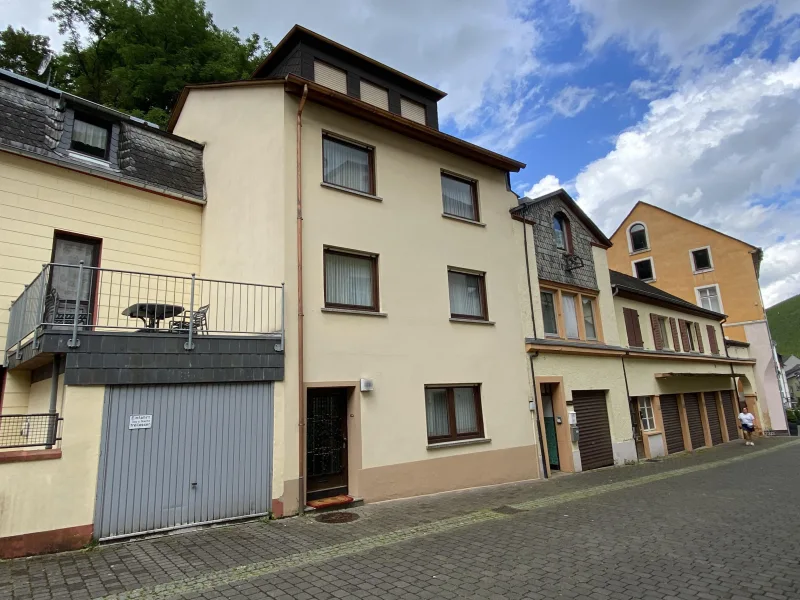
670,318,681,351
694,322,705,353
678,319,691,352
400,97,426,125
314,60,347,94
360,80,389,110
650,314,663,350
706,324,720,355
624,307,643,348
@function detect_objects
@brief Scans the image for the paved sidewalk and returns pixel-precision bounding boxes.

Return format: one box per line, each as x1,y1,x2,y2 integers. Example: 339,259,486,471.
2,437,799,599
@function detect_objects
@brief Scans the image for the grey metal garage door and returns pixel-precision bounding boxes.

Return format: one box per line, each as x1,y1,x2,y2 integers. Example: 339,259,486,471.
704,392,724,445
660,394,684,454
684,393,706,449
572,391,614,471
94,383,273,540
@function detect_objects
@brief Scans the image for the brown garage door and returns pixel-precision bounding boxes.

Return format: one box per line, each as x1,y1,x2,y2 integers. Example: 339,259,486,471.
572,391,614,471
704,392,724,445
660,394,684,454
684,393,706,449
721,390,739,441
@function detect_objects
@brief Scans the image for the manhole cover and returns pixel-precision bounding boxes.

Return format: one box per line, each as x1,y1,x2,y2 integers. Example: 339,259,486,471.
492,505,524,515
315,511,360,524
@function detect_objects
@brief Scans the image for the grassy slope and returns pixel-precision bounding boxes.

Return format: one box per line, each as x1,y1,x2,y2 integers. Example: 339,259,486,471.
767,293,800,358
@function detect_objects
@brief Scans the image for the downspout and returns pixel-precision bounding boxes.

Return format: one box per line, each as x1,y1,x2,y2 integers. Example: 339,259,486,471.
46,354,61,449
296,85,308,517
520,204,547,479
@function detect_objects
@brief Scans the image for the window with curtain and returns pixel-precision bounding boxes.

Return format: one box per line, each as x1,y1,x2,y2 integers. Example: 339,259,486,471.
629,223,648,251
425,385,483,443
541,290,558,336
324,249,378,311
448,269,487,320
322,134,374,194
562,293,579,338
582,296,597,339
553,215,567,250
637,397,656,431
441,173,478,221
657,316,671,350
71,118,109,159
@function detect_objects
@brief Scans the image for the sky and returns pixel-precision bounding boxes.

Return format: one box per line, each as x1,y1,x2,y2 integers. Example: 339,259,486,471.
3,0,800,306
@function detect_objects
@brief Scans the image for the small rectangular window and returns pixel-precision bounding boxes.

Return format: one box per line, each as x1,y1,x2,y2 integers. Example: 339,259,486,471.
448,269,487,320
657,316,671,350
71,117,110,160
697,286,721,313
633,258,654,281
314,60,347,94
541,291,558,336
638,397,656,431
359,80,389,110
562,293,580,339
324,249,378,311
691,247,713,272
400,97,426,124
685,321,696,352
322,134,375,195
582,296,597,340
425,385,483,443
441,173,478,221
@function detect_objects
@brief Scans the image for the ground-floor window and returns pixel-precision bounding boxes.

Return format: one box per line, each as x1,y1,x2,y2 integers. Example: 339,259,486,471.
637,396,656,431
425,385,484,443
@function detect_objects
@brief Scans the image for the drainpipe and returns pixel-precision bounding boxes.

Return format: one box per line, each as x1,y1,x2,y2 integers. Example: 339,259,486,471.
296,85,309,518
46,354,60,449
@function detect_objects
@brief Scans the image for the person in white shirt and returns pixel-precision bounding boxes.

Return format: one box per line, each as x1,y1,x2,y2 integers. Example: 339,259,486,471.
738,406,756,446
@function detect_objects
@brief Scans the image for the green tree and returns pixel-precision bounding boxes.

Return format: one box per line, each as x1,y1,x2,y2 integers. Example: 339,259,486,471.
50,0,272,126
0,26,54,80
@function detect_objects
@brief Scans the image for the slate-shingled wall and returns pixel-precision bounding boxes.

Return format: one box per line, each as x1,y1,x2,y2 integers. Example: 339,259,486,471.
523,197,599,290
0,78,63,155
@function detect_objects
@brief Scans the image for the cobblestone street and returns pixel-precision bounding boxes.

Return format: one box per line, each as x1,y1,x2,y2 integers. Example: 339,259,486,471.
2,438,800,600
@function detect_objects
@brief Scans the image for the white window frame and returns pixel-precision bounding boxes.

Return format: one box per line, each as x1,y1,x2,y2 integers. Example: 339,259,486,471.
540,290,559,337
631,257,656,282
626,221,650,254
695,284,724,313
638,397,656,431
657,316,672,350
689,245,714,274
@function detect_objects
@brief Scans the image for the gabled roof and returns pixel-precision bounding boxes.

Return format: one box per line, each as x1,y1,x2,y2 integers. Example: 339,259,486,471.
609,270,727,320
251,25,446,100
610,201,759,251
167,76,525,172
510,188,612,248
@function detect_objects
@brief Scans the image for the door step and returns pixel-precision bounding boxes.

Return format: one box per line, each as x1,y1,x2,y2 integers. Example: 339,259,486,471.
305,495,362,513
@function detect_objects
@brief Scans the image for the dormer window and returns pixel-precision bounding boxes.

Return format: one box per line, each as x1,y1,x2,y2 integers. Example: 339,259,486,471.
313,60,347,94
553,213,572,253
400,97,426,125
71,117,110,160
629,223,648,252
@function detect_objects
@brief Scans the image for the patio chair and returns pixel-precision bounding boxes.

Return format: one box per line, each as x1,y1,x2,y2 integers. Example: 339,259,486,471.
170,304,210,335
44,288,90,327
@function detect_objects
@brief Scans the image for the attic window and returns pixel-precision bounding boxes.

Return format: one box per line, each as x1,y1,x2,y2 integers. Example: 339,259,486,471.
400,97,426,125
629,223,648,252
553,212,572,253
314,60,347,94
71,117,110,160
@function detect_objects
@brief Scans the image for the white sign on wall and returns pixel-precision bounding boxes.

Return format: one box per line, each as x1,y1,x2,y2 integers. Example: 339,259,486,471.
128,414,153,430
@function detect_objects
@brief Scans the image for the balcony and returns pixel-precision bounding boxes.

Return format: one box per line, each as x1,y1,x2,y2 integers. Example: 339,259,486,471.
4,263,285,384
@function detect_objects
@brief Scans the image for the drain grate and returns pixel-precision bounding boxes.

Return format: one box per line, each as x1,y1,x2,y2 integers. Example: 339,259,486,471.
315,511,360,524
492,505,524,515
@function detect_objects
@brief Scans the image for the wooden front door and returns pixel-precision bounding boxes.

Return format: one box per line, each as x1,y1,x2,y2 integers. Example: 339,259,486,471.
306,388,348,500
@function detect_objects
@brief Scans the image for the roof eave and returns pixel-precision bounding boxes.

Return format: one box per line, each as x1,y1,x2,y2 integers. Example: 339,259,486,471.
612,284,727,321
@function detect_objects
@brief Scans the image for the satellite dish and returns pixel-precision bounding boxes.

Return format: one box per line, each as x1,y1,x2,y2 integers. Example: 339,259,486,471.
37,53,52,76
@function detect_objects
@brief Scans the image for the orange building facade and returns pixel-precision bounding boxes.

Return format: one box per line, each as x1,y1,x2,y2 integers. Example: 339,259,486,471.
607,202,789,433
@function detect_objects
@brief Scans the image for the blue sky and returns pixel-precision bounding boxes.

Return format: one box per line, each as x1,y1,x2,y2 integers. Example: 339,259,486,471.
5,0,800,306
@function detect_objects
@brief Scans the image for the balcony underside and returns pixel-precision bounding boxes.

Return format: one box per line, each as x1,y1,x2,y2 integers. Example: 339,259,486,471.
7,331,284,386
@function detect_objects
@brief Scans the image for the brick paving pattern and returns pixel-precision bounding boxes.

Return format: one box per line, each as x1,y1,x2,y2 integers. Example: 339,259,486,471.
2,437,799,599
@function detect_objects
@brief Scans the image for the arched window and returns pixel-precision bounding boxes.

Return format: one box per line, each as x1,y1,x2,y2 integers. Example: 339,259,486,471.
629,223,649,252
553,213,571,253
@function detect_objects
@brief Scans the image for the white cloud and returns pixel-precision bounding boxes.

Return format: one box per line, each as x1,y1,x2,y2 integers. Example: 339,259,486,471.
568,0,791,64
550,86,595,117
524,174,562,199
573,57,800,306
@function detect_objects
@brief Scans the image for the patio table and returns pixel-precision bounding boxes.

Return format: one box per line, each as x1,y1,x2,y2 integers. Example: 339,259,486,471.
122,303,184,330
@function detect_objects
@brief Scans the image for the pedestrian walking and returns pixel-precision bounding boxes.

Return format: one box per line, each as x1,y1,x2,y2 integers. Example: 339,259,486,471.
739,406,756,446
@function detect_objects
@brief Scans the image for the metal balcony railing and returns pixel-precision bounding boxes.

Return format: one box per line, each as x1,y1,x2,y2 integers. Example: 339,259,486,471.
4,263,284,361
0,413,62,449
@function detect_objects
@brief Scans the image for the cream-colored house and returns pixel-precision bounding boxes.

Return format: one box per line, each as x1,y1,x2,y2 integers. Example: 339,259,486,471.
0,27,761,560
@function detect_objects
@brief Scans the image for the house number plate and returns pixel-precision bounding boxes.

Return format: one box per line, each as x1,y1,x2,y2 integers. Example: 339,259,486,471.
129,414,153,430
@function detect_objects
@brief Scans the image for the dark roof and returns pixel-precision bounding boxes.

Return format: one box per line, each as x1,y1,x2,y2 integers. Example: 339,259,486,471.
609,270,726,320
511,188,612,247
251,25,446,100
0,69,204,201
167,76,526,172
725,338,751,348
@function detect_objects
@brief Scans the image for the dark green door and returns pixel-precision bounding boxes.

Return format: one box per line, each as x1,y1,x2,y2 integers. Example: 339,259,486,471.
544,416,559,469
